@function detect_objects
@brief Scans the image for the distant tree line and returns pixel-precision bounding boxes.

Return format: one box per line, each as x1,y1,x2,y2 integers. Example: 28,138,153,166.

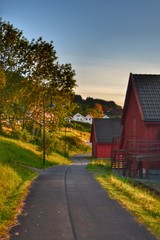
73,95,122,118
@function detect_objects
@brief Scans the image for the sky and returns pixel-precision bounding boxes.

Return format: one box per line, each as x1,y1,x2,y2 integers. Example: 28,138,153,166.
1,0,160,106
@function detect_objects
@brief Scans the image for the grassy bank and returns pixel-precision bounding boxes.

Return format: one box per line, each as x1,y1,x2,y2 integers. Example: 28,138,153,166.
0,136,71,167
0,136,71,239
0,164,37,239
87,159,160,239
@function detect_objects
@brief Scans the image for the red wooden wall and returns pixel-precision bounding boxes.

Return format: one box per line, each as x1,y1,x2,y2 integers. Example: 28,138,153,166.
96,143,111,158
91,141,111,158
121,85,160,147
121,82,160,169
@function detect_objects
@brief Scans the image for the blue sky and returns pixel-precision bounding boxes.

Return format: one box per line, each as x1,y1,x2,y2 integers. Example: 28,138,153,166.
1,0,160,106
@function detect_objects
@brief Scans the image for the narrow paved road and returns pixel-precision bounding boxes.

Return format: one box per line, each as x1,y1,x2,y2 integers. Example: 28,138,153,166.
9,154,156,240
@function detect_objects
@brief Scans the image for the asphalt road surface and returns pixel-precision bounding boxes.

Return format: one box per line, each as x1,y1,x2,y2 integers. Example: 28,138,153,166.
9,154,156,240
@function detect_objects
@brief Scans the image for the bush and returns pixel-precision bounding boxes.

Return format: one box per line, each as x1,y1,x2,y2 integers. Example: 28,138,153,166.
63,135,91,154
71,121,91,132
37,132,66,156
11,127,33,143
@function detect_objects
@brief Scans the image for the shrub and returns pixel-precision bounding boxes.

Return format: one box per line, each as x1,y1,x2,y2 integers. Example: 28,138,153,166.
11,127,33,143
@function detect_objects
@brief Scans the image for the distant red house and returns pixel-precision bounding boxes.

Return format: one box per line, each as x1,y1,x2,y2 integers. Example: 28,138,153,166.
90,118,122,158
113,73,160,176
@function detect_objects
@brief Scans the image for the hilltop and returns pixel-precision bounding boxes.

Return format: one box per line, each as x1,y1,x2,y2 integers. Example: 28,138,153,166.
73,95,123,118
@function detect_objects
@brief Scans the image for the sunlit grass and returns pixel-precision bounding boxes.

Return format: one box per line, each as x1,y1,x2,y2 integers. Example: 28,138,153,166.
0,136,71,168
87,158,160,239
0,164,38,239
0,136,71,239
48,152,71,165
87,158,111,172
0,128,90,238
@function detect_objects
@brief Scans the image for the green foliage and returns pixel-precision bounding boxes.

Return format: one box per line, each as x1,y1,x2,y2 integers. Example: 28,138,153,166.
71,121,91,133
0,18,30,74
37,131,55,156
62,135,91,155
37,130,91,157
0,18,77,133
11,127,34,143
0,65,6,89
0,66,7,131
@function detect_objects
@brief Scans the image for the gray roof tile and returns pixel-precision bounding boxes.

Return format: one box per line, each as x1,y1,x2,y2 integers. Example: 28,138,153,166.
133,74,160,121
92,118,122,143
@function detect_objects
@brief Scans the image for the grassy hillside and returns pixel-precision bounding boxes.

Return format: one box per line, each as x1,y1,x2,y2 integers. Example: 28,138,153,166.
0,126,91,239
0,136,71,166
0,136,71,239
71,121,91,133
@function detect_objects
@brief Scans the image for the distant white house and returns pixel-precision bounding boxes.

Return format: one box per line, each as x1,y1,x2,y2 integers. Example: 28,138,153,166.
83,114,93,124
72,113,93,124
72,113,111,124
102,114,110,119
72,113,84,122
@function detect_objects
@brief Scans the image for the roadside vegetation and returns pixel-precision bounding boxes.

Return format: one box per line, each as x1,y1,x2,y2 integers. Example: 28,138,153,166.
87,158,160,239
0,129,91,239
0,136,68,239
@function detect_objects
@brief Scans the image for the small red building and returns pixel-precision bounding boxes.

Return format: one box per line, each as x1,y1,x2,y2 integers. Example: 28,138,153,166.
90,118,122,158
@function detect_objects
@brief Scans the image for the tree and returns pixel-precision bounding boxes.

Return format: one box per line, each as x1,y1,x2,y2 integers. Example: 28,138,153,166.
0,65,6,89
0,66,6,130
55,63,77,92
95,103,103,116
3,71,29,128
46,62,77,129
0,18,77,134
0,19,33,129
0,18,30,74
73,94,122,117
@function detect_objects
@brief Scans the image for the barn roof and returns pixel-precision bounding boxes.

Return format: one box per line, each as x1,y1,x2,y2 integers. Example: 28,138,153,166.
92,118,122,143
133,74,160,121
122,73,160,123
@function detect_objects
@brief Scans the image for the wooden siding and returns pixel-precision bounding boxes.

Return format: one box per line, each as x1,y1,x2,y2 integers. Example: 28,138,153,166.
97,143,111,158
122,86,160,145
119,74,160,173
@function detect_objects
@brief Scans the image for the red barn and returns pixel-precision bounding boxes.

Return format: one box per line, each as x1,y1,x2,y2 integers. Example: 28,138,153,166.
113,73,160,177
90,118,122,158
121,73,160,146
